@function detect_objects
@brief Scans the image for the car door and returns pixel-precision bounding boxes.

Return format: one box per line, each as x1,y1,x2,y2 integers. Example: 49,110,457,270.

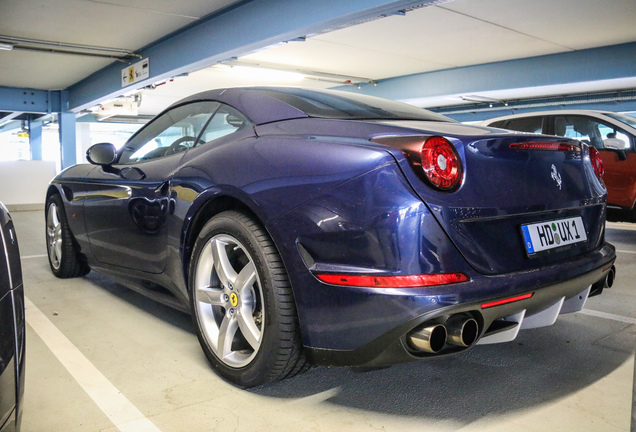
548,115,636,209
83,101,220,273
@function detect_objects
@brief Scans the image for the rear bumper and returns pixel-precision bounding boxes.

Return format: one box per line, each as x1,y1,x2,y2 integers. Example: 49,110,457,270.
305,242,615,367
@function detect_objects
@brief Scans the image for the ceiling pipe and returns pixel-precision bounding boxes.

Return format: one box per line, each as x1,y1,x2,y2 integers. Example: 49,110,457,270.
0,35,140,61
432,89,636,115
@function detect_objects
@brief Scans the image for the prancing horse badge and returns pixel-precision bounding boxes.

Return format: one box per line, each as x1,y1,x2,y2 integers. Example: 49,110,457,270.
551,164,562,190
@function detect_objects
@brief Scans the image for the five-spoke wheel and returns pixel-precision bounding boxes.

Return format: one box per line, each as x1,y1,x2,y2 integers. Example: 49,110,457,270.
190,211,307,387
46,201,63,271
45,194,89,278
193,234,264,368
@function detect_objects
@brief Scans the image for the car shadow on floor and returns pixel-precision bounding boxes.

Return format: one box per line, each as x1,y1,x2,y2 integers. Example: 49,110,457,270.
80,266,632,424
82,271,194,333
607,208,635,223
253,317,633,423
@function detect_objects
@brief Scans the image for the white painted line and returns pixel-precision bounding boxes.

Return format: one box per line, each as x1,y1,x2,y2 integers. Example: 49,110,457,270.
580,308,636,325
606,222,636,231
616,249,636,255
24,296,163,432
21,254,48,259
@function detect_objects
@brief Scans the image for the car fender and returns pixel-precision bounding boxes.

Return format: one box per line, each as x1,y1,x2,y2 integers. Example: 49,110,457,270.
170,167,272,286
46,165,100,259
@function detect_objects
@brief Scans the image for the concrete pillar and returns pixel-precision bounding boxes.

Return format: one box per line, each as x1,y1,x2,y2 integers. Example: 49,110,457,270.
76,123,92,164
28,117,43,160
58,111,76,169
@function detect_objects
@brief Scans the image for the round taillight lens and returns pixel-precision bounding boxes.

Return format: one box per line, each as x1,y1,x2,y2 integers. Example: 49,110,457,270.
421,136,462,190
589,146,604,180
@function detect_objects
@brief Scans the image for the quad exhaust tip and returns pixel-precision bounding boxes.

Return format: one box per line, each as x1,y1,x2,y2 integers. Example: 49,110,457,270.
446,315,479,347
605,265,616,289
407,314,479,354
590,264,616,297
408,323,447,354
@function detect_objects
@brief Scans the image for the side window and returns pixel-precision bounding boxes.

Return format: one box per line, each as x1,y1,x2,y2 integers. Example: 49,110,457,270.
196,104,250,146
118,102,220,164
505,117,543,133
554,115,631,150
488,120,507,128
597,123,631,150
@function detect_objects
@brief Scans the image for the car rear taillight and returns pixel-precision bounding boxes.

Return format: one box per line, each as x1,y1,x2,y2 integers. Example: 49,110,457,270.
589,146,604,180
420,136,463,191
370,135,463,191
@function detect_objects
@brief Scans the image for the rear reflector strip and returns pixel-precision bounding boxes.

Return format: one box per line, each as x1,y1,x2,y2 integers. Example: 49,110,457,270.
481,292,534,309
316,273,469,288
509,142,580,152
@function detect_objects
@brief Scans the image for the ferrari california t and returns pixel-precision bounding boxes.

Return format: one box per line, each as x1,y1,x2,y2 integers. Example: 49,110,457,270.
1,203,25,431
45,87,615,387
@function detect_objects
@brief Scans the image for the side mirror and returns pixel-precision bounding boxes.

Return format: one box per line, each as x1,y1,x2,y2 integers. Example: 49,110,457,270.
86,143,117,166
603,137,629,151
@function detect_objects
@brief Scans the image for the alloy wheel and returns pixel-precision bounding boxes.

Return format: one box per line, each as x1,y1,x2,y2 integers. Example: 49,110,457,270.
46,202,63,270
193,234,264,368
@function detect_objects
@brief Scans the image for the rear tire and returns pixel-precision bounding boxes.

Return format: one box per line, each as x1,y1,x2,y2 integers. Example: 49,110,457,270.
45,194,89,278
189,211,308,387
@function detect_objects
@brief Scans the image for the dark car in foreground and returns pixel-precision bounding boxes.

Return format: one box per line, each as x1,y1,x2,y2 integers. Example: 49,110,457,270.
0,203,25,431
483,110,636,219
46,87,615,387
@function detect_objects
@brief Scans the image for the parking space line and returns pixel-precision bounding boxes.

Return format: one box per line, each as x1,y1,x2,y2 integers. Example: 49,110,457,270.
606,222,636,231
24,296,163,432
616,249,636,255
21,254,48,259
580,308,636,325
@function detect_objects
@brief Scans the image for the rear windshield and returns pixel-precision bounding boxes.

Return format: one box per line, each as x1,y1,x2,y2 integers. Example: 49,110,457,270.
604,112,636,129
258,88,455,123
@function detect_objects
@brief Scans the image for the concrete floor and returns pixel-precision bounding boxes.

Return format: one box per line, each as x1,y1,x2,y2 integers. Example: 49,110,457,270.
9,210,635,432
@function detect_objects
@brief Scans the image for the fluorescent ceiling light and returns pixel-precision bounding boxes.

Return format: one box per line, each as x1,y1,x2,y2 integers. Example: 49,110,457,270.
460,95,500,103
211,60,374,86
0,42,13,51
223,65,305,82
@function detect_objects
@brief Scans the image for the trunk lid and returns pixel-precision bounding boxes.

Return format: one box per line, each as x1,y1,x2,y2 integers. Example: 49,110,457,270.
373,121,607,275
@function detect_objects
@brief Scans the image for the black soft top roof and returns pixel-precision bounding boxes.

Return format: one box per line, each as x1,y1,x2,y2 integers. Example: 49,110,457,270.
174,86,454,125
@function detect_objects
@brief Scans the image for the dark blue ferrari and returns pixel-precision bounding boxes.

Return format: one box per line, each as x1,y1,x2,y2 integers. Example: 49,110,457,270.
45,87,616,387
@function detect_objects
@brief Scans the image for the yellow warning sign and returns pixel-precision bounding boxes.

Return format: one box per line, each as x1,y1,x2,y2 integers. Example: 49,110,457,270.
121,58,149,87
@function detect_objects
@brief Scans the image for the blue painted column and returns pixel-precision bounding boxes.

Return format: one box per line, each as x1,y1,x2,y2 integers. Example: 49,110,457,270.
28,117,43,160
58,91,76,169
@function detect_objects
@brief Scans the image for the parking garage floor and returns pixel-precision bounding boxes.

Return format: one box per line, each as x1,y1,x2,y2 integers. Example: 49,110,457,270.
10,210,635,432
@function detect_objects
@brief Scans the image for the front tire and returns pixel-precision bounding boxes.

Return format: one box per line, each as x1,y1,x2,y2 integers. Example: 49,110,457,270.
189,211,307,387
45,194,89,278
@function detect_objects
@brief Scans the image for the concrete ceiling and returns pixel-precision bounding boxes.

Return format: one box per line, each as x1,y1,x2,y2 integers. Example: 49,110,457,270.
0,0,241,89
1,0,636,122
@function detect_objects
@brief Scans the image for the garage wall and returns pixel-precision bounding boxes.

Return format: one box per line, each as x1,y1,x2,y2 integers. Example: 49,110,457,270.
0,160,57,210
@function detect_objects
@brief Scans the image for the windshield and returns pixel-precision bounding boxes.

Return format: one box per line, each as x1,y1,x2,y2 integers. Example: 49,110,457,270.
258,88,455,123
604,112,636,129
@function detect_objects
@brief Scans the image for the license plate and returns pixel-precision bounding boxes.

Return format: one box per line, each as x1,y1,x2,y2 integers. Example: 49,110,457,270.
521,216,587,255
